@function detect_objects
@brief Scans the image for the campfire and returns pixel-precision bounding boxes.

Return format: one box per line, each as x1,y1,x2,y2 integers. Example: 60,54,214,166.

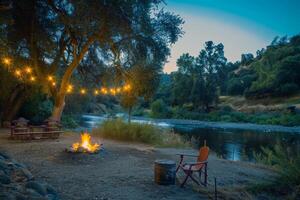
67,132,101,154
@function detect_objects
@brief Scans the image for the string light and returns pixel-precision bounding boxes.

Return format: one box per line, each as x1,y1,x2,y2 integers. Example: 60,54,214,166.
80,88,86,95
2,57,11,65
123,84,131,91
116,87,121,93
25,67,32,74
15,69,21,77
30,76,36,81
66,84,73,93
1,56,133,96
101,87,108,94
47,75,54,81
110,88,116,95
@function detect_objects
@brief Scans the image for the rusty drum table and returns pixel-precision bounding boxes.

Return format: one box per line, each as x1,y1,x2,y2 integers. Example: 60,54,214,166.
154,159,176,185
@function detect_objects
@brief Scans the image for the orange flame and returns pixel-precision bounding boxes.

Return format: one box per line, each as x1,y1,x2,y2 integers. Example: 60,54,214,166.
72,132,100,153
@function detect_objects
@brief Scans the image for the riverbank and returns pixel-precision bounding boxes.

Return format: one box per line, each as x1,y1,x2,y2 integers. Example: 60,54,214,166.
129,116,300,133
0,129,276,199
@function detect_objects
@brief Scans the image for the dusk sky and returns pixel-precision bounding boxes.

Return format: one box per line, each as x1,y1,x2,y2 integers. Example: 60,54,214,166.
163,0,300,73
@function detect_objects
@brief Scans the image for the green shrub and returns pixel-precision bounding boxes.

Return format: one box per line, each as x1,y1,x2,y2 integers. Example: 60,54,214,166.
92,119,188,147
277,83,299,96
61,115,80,129
150,99,172,118
253,144,300,197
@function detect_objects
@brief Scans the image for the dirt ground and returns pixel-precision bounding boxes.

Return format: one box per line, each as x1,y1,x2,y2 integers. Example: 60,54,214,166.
0,129,276,200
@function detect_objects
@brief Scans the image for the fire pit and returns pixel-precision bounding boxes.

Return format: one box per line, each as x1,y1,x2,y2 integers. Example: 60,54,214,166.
66,132,102,154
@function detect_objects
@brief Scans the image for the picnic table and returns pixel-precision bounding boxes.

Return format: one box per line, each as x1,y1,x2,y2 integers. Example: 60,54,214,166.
10,117,63,140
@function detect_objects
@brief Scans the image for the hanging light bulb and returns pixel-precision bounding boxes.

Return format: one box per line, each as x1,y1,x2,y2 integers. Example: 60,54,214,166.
101,87,108,94
30,76,36,81
94,90,99,95
110,88,116,95
116,87,121,93
123,84,131,91
2,57,11,65
25,67,32,74
15,69,21,77
47,75,54,81
80,88,86,95
66,84,73,93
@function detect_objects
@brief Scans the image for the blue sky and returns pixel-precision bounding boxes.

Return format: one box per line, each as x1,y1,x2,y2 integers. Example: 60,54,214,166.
163,0,300,73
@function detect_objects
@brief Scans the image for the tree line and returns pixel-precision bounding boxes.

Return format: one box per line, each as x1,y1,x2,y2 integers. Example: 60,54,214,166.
151,34,300,116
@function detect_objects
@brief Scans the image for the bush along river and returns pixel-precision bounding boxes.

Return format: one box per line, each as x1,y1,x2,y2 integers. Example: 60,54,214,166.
80,114,300,162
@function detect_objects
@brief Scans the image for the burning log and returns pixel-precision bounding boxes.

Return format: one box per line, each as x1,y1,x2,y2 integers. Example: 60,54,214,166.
66,132,102,154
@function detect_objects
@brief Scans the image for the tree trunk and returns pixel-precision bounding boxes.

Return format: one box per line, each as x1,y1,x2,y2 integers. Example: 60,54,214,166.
51,93,66,121
1,85,27,125
128,106,132,123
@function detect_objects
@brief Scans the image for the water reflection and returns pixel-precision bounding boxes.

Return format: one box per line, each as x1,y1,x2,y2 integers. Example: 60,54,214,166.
176,127,300,161
81,114,300,162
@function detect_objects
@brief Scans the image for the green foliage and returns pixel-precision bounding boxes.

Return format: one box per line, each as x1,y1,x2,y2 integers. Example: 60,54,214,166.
150,99,171,118
19,94,53,124
253,144,300,197
169,107,300,126
226,71,257,95
61,115,80,129
92,119,188,147
246,35,300,98
170,41,227,111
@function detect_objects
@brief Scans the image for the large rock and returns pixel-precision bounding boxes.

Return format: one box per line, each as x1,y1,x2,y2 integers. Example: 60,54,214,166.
0,171,11,184
26,181,48,196
0,159,9,171
0,152,59,200
11,168,34,182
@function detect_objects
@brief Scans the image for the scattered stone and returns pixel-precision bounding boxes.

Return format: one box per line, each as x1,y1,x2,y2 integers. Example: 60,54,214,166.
0,152,10,159
0,160,9,171
26,181,48,196
45,184,57,195
26,188,44,198
0,151,59,200
12,168,34,182
0,172,11,184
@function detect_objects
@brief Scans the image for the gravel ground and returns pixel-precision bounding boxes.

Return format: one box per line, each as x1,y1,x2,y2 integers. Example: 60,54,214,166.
0,129,276,200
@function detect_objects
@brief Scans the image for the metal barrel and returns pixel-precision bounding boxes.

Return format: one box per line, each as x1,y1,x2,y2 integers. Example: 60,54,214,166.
154,159,176,185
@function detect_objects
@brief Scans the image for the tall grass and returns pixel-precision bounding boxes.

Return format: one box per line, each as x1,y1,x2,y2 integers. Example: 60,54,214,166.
92,118,189,147
253,144,300,198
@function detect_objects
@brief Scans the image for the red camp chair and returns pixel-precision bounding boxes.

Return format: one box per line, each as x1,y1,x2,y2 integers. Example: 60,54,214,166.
176,142,209,187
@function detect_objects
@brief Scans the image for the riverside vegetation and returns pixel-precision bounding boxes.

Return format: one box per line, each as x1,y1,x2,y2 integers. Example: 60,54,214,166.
92,119,189,147
250,144,300,198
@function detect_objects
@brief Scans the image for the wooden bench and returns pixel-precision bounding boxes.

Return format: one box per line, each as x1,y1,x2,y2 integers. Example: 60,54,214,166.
10,118,63,140
10,118,32,140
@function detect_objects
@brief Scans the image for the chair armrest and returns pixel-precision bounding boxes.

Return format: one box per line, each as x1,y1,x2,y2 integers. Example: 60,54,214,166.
176,153,198,157
184,161,208,166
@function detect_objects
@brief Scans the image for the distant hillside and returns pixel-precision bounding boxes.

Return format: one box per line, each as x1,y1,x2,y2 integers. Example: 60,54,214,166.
234,35,300,98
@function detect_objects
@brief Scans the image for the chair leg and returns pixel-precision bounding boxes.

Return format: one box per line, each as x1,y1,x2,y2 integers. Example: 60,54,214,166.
204,163,208,187
189,173,200,185
199,171,202,183
176,155,183,173
180,171,191,187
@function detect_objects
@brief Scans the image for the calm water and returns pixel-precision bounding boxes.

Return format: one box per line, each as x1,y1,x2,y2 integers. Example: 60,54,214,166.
81,114,300,162
174,127,300,161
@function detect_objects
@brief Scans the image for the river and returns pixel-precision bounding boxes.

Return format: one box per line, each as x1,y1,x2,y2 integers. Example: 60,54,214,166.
80,114,300,162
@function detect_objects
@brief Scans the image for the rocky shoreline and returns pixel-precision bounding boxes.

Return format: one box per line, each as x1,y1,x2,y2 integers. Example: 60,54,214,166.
0,152,59,200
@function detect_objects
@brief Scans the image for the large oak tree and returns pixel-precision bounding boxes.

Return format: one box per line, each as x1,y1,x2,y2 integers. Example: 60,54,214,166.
0,0,183,121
